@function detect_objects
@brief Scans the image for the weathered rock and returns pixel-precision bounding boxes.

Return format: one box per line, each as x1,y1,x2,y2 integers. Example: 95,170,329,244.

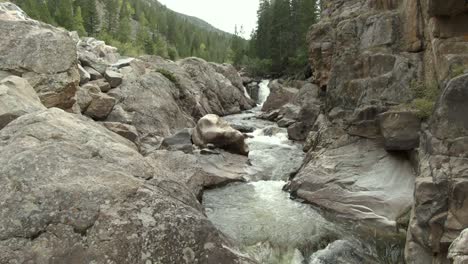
89,79,111,93
84,92,116,120
75,83,100,112
287,139,415,230
160,128,194,153
77,37,120,74
0,108,252,264
111,58,134,69
0,76,45,129
261,80,298,112
104,69,123,88
449,229,468,264
78,64,90,85
84,66,102,80
287,102,321,141
0,2,79,109
148,149,248,200
379,111,421,150
101,121,139,144
192,114,249,156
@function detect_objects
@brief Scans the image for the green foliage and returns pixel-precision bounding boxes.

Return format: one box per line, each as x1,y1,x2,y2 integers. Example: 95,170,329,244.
73,6,87,36
238,0,319,77
451,64,466,78
156,68,179,87
244,57,273,77
409,81,440,119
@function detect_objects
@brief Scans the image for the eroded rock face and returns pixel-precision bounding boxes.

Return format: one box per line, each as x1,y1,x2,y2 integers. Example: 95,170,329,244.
192,114,249,156
406,74,468,263
449,229,468,264
261,80,298,112
0,76,45,129
286,139,415,230
0,108,253,264
0,2,79,109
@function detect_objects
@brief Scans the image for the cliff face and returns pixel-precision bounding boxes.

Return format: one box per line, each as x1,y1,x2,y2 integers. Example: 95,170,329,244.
306,0,468,262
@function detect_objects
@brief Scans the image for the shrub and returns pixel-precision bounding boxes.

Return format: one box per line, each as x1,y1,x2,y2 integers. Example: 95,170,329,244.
408,81,440,120
156,68,179,87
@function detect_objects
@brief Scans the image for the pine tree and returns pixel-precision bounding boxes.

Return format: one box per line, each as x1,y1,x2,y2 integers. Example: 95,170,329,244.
73,6,87,36
55,0,74,30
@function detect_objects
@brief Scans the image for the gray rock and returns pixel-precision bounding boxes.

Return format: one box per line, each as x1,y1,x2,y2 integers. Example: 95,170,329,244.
0,3,79,109
104,69,123,88
111,58,134,69
262,80,298,112
84,92,116,120
88,79,111,93
449,229,468,264
0,76,45,129
101,121,139,144
75,83,100,112
379,111,421,150
160,128,194,153
277,118,295,128
0,108,252,264
78,64,90,85
84,66,103,80
192,114,249,156
287,139,415,230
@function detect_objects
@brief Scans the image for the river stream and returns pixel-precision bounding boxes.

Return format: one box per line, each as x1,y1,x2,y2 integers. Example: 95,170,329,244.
203,80,405,264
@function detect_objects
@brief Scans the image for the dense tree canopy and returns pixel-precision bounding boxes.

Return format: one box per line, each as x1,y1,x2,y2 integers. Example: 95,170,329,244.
13,0,233,62
239,0,320,76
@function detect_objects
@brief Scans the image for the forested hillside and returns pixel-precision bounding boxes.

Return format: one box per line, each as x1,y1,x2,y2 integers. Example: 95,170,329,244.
232,0,320,76
12,0,233,62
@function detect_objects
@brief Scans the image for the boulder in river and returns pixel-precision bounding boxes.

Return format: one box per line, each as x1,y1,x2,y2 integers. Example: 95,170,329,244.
192,114,249,155
261,80,298,112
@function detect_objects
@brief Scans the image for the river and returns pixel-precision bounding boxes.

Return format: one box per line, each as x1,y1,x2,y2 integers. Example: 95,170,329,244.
203,80,405,264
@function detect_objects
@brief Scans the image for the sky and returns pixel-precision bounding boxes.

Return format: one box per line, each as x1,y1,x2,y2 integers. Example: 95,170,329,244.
158,0,260,38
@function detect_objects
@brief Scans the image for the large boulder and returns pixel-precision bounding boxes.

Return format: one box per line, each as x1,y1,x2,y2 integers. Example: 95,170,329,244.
379,111,421,151
0,108,254,264
192,114,249,156
0,2,79,109
0,76,45,129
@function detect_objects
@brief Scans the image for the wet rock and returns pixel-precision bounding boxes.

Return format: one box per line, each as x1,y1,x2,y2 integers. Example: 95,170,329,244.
104,69,123,88
0,2,79,109
84,92,116,120
160,128,194,153
277,118,295,128
0,76,45,129
379,111,421,151
192,114,249,156
0,108,251,264
287,102,321,141
101,121,139,144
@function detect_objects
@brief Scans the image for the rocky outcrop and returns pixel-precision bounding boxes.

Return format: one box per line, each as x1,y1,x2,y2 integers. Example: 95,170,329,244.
287,139,415,230
0,76,45,129
192,114,249,156
0,3,79,109
261,80,298,112
406,73,468,263
301,0,468,262
0,3,258,263
449,229,468,264
0,108,253,264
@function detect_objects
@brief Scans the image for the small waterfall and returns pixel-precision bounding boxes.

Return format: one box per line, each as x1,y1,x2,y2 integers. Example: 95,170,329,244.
258,79,270,105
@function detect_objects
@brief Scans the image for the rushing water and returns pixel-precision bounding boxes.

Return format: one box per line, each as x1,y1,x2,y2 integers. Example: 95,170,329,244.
203,80,405,263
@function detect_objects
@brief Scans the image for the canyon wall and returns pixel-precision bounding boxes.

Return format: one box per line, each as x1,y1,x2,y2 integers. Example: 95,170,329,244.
305,0,468,262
